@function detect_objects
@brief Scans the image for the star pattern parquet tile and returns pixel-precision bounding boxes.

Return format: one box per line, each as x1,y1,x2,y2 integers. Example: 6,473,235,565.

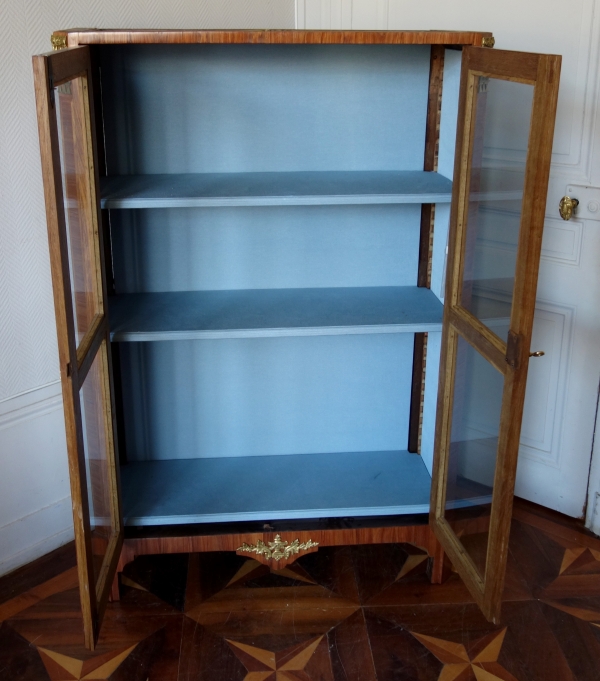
226,634,330,681
178,551,361,679
410,628,518,681
38,643,137,680
0,621,52,680
0,504,599,680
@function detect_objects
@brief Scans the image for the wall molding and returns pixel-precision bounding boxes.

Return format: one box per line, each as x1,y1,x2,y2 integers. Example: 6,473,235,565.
0,497,73,577
0,380,71,577
541,216,583,267
518,301,574,468
0,381,62,432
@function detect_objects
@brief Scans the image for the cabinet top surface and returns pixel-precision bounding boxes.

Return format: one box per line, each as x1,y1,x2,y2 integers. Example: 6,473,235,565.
51,29,492,48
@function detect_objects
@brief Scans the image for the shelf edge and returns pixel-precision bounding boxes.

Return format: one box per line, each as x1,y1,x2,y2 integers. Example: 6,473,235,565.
123,503,432,526
110,322,444,342
101,193,453,210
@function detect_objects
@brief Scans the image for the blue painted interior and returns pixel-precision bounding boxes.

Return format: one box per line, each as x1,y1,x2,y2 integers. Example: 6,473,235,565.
118,334,414,461
100,171,452,208
100,44,430,174
420,50,461,476
109,287,443,341
98,43,459,522
438,49,462,182
421,331,442,475
110,204,422,292
120,451,432,525
429,49,462,306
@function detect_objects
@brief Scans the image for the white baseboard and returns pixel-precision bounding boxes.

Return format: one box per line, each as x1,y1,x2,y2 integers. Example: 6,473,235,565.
0,381,74,577
585,437,600,536
585,386,600,537
587,492,600,536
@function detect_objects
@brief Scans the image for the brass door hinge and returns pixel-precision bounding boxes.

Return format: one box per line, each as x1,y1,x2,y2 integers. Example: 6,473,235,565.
505,331,523,370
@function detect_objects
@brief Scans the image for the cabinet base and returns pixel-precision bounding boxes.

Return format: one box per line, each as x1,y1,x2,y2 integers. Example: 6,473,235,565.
110,523,444,601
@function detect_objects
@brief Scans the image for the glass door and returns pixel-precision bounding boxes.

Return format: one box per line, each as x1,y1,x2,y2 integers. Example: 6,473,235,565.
430,47,561,621
33,46,122,649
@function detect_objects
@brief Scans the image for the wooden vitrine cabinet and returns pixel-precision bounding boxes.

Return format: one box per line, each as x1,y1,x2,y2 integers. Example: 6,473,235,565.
33,30,560,649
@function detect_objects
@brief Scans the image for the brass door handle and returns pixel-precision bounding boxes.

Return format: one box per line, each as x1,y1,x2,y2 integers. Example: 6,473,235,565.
529,351,545,358
559,196,579,220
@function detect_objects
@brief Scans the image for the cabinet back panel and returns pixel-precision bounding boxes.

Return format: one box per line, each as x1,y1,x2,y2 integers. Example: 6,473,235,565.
100,44,429,174
118,334,413,460
110,204,420,292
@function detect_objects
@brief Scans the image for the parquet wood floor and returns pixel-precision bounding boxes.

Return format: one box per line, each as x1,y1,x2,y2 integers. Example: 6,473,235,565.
1,501,599,680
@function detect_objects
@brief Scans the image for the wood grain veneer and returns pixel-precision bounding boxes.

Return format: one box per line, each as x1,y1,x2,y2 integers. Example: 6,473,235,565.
409,43,446,454
110,524,444,601
52,29,493,48
33,46,123,650
430,47,561,623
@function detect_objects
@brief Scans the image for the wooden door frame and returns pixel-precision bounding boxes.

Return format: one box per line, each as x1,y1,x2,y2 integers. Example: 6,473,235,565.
430,47,561,621
33,46,123,649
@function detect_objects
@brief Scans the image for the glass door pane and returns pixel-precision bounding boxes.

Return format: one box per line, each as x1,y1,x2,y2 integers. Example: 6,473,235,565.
430,46,561,623
55,76,103,353
444,333,504,578
33,46,122,649
80,341,118,585
459,78,534,343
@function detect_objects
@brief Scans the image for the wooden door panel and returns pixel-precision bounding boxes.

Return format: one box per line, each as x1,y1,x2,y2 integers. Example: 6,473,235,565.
431,47,561,621
33,47,122,649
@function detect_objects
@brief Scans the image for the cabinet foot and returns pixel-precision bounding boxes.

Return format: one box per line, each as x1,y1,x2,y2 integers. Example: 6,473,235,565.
109,571,120,602
108,543,136,602
427,535,445,584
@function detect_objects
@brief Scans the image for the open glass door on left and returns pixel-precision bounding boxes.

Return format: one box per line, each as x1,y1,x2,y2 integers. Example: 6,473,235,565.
33,46,122,650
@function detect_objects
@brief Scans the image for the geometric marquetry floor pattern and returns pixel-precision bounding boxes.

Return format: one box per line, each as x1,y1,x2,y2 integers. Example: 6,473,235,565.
1,503,599,680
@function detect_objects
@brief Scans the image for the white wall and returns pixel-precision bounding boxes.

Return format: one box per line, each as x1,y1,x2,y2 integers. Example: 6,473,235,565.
0,0,295,576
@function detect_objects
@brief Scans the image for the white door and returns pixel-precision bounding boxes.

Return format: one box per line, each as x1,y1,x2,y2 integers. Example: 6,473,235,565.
297,0,600,521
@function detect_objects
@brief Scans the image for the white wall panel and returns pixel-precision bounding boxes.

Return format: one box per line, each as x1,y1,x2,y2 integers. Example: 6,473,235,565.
0,0,295,575
0,382,72,575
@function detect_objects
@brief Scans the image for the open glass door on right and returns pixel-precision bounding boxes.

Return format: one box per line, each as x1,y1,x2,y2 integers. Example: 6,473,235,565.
430,47,561,622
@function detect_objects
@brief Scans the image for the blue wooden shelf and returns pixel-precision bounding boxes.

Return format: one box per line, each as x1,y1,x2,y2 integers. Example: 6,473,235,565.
120,450,432,525
109,286,443,341
100,171,453,209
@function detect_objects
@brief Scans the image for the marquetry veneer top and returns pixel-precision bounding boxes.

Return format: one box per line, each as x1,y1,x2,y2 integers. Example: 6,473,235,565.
52,29,493,48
